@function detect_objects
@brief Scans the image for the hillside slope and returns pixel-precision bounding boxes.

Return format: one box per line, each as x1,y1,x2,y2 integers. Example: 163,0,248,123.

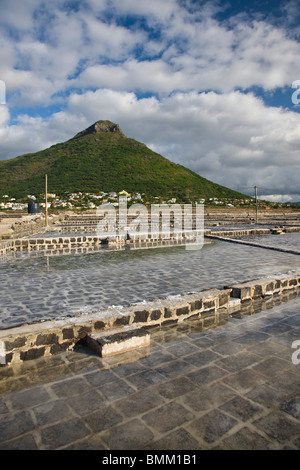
0,120,247,201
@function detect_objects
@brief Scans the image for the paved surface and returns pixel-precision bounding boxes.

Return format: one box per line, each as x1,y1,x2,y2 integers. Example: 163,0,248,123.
1,237,300,329
1,293,300,450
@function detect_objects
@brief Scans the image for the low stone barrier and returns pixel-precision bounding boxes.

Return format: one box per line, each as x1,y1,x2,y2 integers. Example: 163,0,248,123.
0,288,230,365
225,273,300,302
0,231,208,257
1,272,300,366
210,228,272,237
0,214,64,241
1,225,300,258
87,326,151,357
208,234,300,255
0,240,11,256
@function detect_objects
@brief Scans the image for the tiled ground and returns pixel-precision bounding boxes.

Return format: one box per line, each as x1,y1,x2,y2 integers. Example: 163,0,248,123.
0,293,300,450
1,238,300,329
236,232,300,251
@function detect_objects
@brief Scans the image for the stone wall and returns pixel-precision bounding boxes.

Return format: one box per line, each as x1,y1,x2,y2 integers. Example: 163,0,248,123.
0,230,208,257
2,225,300,258
208,226,300,238
225,274,300,302
54,208,300,233
1,273,300,366
0,213,64,240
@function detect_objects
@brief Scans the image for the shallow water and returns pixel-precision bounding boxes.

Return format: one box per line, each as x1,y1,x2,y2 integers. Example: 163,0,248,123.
237,232,300,251
1,235,300,329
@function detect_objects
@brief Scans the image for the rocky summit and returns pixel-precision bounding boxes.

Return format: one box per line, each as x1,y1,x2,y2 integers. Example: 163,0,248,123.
72,120,125,140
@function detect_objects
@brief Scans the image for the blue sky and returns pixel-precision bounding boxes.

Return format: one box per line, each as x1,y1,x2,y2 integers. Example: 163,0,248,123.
1,0,300,201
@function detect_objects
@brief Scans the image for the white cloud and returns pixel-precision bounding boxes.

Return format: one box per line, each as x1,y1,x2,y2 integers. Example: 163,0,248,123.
71,16,300,95
1,88,300,200
0,0,41,32
1,0,300,201
0,106,10,127
2,0,300,109
65,88,300,199
260,193,300,203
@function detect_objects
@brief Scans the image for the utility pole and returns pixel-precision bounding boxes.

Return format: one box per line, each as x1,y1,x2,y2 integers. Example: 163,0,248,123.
45,174,48,227
254,185,258,224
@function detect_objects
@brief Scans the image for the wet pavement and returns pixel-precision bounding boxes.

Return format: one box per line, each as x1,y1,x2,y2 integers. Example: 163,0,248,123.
237,232,300,251
1,293,300,450
1,237,300,329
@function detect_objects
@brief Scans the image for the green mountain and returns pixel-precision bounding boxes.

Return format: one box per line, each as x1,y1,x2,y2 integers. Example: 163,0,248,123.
0,120,247,201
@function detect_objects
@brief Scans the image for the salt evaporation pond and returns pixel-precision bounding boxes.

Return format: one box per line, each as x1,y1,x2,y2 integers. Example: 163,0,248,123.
1,235,300,329
236,232,300,251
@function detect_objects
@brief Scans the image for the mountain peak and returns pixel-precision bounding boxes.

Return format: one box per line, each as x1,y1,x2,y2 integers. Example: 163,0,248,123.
0,119,247,201
72,120,125,140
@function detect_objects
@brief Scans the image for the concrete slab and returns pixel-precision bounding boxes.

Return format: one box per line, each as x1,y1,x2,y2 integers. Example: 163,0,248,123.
86,326,150,357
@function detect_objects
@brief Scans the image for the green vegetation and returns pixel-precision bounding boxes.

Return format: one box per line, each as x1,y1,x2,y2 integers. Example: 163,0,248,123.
0,120,248,202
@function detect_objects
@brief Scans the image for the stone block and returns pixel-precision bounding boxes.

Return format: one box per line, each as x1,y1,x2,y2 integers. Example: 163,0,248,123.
50,342,73,355
133,310,149,323
150,309,162,321
4,336,27,351
176,305,190,316
189,299,203,312
75,325,92,339
62,328,74,340
86,326,150,357
289,278,298,288
36,333,59,346
218,292,230,307
93,321,106,331
252,284,263,298
164,307,174,319
264,280,275,296
113,315,130,327
203,299,216,311
20,347,45,361
274,280,282,291
226,283,256,301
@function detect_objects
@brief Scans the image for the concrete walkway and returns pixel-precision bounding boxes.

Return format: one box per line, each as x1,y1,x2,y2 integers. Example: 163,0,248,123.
0,293,300,450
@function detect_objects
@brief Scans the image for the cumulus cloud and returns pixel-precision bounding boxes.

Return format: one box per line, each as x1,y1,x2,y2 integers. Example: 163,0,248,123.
70,15,300,95
2,0,300,105
2,88,300,201
1,0,300,201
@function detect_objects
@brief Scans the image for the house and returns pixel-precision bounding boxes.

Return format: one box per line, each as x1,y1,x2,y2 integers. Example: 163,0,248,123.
119,190,131,197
